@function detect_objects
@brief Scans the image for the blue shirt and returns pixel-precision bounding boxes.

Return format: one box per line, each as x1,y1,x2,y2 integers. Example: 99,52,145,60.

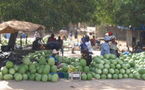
101,42,110,56
21,33,27,38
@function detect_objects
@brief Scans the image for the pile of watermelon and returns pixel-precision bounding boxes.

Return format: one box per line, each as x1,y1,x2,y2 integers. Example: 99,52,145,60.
89,54,135,80
1,50,145,82
0,50,59,82
120,52,145,80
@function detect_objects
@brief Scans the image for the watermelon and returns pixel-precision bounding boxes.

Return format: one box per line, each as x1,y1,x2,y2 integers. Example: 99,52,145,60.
123,74,128,78
83,66,90,73
35,73,42,81
101,74,107,79
113,74,118,79
1,67,8,74
22,74,28,80
50,65,57,73
107,74,112,79
0,72,3,80
118,74,123,79
109,69,115,74
138,69,145,74
87,73,93,80
80,59,87,66
3,74,13,80
97,64,104,69
129,73,133,78
14,73,23,81
95,69,102,74
43,65,50,74
116,64,121,69
133,73,141,79
81,73,87,80
42,74,48,82
9,68,15,74
104,64,110,69
48,58,55,66
141,74,145,80
38,57,46,64
18,65,27,74
95,74,101,79
102,69,108,74
6,61,14,68
51,74,59,82
120,69,125,74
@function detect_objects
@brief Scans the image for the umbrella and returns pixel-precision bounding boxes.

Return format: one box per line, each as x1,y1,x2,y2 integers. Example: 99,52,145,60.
0,20,45,34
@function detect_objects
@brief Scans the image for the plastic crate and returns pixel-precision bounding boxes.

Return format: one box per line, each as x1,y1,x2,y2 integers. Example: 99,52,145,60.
57,72,69,79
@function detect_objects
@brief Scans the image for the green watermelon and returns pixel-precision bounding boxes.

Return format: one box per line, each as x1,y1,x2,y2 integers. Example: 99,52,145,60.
51,74,59,82
48,58,55,66
50,65,57,73
87,73,93,80
81,73,87,80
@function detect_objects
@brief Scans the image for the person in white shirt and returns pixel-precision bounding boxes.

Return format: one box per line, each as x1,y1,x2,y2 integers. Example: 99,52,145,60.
80,35,93,66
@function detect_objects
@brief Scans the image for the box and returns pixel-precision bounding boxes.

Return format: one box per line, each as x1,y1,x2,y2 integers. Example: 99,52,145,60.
68,72,81,80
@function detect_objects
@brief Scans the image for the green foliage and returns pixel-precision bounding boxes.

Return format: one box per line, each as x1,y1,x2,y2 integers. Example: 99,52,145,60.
0,0,97,30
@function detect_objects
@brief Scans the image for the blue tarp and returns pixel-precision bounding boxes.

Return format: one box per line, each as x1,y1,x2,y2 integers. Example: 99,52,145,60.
117,25,145,31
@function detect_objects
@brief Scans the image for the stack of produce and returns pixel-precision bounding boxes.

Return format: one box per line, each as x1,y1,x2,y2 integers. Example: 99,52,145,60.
120,52,145,80
1,50,145,82
0,50,59,82
89,54,135,80
57,56,93,80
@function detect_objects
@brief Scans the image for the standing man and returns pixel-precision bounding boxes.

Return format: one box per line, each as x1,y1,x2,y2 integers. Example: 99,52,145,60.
57,36,64,56
101,37,110,56
74,30,78,39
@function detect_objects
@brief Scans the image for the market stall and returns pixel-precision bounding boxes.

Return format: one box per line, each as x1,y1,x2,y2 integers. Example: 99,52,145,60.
0,20,45,51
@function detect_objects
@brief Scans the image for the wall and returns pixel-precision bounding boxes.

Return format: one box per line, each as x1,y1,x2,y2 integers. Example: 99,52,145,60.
96,26,127,40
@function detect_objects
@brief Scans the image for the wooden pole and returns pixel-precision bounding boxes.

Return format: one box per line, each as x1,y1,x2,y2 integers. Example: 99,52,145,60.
8,32,18,50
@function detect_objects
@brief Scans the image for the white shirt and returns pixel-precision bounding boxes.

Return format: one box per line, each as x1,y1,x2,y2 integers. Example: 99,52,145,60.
85,41,93,52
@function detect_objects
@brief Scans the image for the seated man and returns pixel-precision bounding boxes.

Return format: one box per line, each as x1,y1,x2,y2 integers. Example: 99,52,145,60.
32,37,44,50
49,49,59,63
49,49,62,68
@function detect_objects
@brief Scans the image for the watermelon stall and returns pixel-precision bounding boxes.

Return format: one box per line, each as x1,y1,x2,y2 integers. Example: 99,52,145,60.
0,50,145,82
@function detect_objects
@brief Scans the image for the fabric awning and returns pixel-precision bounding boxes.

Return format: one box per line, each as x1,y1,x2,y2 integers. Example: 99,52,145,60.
0,20,45,34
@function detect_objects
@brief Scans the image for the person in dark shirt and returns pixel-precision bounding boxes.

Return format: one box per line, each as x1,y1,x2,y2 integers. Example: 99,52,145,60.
32,37,44,50
47,33,56,43
49,49,63,68
57,36,63,56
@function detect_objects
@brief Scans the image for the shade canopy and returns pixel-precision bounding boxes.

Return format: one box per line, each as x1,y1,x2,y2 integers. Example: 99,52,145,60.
0,20,45,34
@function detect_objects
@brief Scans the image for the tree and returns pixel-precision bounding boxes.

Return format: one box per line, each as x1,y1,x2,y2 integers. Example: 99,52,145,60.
0,0,97,30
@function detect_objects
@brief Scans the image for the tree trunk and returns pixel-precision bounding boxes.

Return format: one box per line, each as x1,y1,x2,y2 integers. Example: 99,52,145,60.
8,32,18,50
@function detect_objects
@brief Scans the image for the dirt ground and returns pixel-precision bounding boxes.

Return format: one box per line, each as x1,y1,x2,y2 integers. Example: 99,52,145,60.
0,79,145,90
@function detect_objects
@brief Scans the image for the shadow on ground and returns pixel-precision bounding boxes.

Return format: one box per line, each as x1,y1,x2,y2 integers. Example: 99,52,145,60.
0,79,145,90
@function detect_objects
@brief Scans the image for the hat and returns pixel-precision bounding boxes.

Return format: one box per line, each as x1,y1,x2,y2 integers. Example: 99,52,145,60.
108,32,113,36
52,49,59,54
104,36,111,41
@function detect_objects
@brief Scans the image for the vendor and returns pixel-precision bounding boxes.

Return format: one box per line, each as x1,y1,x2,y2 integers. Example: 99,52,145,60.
32,37,44,50
49,49,62,67
101,37,110,56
